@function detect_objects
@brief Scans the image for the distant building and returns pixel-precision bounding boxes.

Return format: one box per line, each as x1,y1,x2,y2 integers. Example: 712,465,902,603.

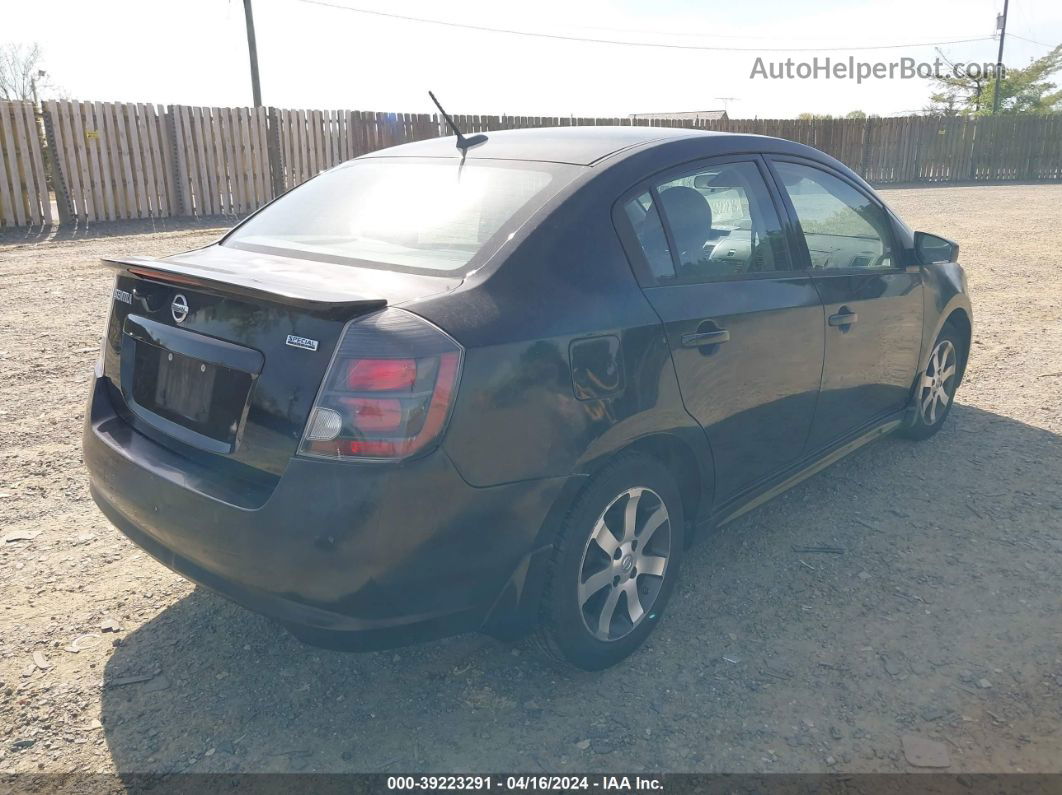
629,110,729,122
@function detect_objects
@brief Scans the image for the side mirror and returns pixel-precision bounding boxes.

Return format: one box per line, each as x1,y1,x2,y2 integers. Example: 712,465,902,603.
914,231,959,265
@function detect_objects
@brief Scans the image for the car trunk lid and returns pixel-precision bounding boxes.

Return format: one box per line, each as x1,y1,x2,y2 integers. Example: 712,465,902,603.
100,245,461,486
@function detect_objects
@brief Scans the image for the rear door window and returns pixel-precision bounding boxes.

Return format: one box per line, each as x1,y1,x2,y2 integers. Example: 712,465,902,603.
617,160,792,284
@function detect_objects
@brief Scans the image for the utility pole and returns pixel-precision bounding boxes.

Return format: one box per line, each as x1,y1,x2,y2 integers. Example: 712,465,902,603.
30,69,46,105
992,0,1009,114
243,0,263,107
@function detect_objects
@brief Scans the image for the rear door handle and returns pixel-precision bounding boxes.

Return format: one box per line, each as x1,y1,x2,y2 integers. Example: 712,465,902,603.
681,329,730,347
828,311,858,327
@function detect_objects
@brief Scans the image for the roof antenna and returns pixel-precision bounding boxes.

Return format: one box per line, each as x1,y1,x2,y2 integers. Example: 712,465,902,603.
429,91,488,155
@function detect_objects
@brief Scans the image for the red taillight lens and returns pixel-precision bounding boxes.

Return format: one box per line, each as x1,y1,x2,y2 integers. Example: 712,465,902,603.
300,309,463,461
344,358,416,391
338,397,404,433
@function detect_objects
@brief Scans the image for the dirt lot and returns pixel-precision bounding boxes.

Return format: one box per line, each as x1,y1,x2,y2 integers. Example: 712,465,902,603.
1,185,1060,780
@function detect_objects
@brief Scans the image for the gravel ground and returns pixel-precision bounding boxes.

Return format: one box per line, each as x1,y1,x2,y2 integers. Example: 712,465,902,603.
0,186,1060,779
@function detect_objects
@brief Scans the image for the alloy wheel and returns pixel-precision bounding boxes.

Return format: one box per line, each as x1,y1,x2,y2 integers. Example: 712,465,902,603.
577,487,671,642
919,339,957,425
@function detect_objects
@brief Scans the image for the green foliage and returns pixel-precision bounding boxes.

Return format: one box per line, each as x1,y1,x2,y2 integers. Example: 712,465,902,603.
927,44,1062,115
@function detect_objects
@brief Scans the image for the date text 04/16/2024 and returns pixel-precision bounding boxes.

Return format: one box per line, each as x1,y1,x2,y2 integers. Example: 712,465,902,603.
386,776,664,791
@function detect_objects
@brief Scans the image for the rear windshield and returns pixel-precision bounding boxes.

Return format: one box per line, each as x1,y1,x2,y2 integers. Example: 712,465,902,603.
223,158,577,273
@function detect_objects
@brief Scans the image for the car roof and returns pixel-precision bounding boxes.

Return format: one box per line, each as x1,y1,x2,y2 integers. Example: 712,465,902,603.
359,125,728,166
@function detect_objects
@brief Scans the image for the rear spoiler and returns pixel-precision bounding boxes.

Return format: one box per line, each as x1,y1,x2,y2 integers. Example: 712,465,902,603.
102,256,388,317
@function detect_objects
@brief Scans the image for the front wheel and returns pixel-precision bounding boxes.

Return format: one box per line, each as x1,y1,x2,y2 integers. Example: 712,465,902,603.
898,324,964,440
534,454,684,670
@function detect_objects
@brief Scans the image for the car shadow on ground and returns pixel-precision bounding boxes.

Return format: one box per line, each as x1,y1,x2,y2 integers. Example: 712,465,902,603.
99,403,1062,776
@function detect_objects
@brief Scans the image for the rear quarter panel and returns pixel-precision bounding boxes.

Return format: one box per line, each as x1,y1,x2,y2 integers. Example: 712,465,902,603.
410,178,711,491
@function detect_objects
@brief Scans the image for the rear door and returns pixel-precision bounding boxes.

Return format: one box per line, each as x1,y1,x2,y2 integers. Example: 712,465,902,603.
615,156,825,504
767,158,923,451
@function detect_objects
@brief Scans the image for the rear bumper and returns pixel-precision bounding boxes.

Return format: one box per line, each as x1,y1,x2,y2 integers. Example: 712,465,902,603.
83,375,573,650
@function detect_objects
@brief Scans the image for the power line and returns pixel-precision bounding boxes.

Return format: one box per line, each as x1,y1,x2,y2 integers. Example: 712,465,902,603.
1007,33,1057,48
530,20,991,43
297,0,997,53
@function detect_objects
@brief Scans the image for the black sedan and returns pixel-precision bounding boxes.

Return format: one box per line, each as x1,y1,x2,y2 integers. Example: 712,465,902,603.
83,126,971,669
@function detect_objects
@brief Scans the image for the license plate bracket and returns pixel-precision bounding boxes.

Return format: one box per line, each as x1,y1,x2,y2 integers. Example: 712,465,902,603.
124,339,254,451
153,349,217,423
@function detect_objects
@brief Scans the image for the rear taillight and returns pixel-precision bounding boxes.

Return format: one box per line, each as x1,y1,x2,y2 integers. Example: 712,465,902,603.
299,308,463,461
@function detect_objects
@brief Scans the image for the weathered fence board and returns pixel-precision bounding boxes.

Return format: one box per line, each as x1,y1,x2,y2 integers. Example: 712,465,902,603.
0,101,51,227
0,103,26,227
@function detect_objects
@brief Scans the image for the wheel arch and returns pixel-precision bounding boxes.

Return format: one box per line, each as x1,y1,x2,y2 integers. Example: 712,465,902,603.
580,431,714,544
919,291,972,378
942,307,972,380
483,430,711,639
902,297,972,428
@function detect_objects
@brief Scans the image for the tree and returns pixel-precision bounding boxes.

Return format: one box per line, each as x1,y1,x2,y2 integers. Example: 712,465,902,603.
797,112,834,120
926,44,1062,115
924,91,965,117
0,42,57,102
845,110,867,119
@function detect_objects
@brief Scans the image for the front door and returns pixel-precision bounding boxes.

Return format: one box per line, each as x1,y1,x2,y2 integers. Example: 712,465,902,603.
768,158,924,451
616,157,825,504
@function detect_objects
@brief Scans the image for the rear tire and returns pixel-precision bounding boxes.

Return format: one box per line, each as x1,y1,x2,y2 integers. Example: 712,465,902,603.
534,454,684,670
898,323,964,441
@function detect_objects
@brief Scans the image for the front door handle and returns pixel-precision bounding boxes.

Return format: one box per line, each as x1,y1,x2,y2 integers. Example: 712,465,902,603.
681,328,731,347
828,310,858,328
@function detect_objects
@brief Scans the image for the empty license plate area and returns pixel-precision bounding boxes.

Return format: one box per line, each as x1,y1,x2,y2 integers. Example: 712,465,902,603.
129,341,253,446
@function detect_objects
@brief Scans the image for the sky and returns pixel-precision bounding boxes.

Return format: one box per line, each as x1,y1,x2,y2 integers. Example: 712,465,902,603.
4,0,1061,118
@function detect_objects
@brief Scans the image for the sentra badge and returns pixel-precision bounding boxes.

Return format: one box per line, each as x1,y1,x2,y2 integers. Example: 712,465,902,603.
113,288,132,305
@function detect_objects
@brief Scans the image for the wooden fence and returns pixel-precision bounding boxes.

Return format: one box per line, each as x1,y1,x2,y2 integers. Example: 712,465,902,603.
44,100,176,223
694,114,1062,183
170,105,272,217
0,101,50,227
275,108,373,190
1,99,1061,228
